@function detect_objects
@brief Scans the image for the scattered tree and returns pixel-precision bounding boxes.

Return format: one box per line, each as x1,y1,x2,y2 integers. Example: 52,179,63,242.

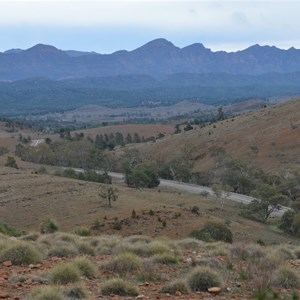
99,184,118,208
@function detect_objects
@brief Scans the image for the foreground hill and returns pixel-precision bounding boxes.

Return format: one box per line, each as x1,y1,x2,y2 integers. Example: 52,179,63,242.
143,99,300,173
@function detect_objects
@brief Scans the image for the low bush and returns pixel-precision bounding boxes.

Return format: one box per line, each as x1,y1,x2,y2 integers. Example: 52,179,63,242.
190,222,233,243
40,218,59,234
272,266,300,289
73,257,97,278
160,279,189,295
49,263,81,284
75,227,91,237
0,223,24,237
187,266,222,291
27,286,65,300
101,278,139,297
0,241,42,265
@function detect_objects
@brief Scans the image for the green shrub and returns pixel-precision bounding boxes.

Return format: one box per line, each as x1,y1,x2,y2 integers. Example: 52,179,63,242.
0,241,42,265
0,223,24,237
103,252,143,274
131,209,137,219
64,285,88,299
101,278,139,296
73,257,97,278
49,263,81,284
40,218,59,234
0,147,8,156
27,286,66,300
113,219,122,230
187,267,222,291
272,266,300,289
5,156,19,169
191,206,200,214
160,279,189,295
75,227,91,237
190,222,233,243
149,209,155,216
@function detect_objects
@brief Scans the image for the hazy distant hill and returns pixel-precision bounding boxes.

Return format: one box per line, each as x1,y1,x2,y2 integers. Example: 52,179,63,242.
2,39,300,116
1,39,300,80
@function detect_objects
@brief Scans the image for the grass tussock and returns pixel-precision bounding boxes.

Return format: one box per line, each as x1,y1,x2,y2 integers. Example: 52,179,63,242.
101,278,139,297
152,252,178,265
160,279,189,295
126,240,170,257
0,240,42,265
272,266,300,289
72,257,97,278
64,284,88,299
49,262,81,285
173,238,205,250
187,266,222,291
102,252,143,274
48,241,79,258
27,286,66,300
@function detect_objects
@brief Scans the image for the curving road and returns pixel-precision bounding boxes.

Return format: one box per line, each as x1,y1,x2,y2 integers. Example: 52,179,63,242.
73,168,290,217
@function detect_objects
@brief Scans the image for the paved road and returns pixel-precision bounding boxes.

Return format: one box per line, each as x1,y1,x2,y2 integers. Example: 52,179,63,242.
73,168,290,216
30,139,45,147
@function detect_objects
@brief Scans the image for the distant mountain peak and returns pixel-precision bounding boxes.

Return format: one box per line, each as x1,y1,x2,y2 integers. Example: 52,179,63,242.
26,44,62,54
133,38,179,53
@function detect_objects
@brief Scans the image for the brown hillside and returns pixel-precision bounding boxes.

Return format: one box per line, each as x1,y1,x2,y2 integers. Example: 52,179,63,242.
143,99,300,173
73,124,174,140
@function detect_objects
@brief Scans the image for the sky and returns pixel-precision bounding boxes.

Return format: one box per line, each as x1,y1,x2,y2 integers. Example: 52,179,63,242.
0,0,299,53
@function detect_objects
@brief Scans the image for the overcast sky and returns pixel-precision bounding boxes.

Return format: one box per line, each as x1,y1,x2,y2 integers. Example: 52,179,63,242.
0,0,299,53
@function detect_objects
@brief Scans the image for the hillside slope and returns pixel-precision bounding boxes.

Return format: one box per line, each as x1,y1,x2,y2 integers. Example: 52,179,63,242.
143,99,300,173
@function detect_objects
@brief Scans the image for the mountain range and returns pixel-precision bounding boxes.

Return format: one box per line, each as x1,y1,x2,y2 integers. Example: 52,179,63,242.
2,38,300,117
1,38,300,80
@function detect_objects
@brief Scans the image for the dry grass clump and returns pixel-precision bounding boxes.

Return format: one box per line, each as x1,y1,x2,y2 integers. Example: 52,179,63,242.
230,243,266,261
101,278,139,297
152,252,178,265
203,241,229,257
187,266,222,291
92,235,121,255
173,238,205,250
126,240,170,257
20,232,40,241
195,257,223,270
160,279,189,295
270,246,295,262
0,240,42,265
49,262,81,284
48,241,79,258
64,284,88,299
75,241,95,256
27,286,66,300
272,266,300,289
72,257,97,278
293,247,300,259
124,235,152,244
102,252,143,274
